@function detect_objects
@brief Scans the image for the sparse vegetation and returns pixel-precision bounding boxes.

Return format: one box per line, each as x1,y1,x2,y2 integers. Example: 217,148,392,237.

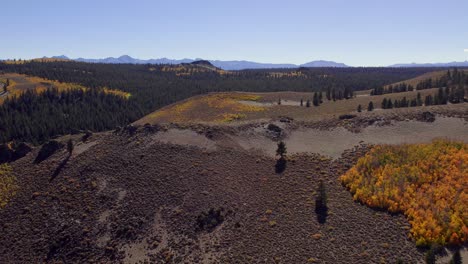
0,164,18,208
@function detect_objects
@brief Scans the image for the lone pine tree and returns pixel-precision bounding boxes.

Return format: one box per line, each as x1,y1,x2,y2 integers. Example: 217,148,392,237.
367,101,374,111
276,141,287,158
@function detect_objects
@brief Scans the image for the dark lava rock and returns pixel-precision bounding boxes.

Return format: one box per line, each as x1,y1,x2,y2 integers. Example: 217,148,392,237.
420,111,436,122
339,114,357,120
81,130,93,142
143,123,159,134
279,117,293,123
123,125,138,136
34,140,64,164
267,124,282,133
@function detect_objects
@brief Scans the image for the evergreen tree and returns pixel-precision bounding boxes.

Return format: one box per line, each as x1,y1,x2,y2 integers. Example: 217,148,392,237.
367,101,374,111
306,99,311,107
313,92,320,106
382,98,388,109
275,141,287,173
417,92,423,106
67,139,74,155
400,97,408,107
424,94,433,106
344,87,351,99
386,99,393,109
278,98,281,105
425,247,436,264
357,104,362,112
276,141,287,158
449,249,462,264
438,87,446,104
300,99,303,106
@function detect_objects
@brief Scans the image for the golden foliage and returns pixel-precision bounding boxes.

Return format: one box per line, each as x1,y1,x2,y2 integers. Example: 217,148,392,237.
3,58,70,64
268,71,307,78
219,113,246,122
0,164,18,208
160,65,231,76
0,74,87,103
340,140,468,246
25,76,87,93
148,93,264,123
102,87,131,99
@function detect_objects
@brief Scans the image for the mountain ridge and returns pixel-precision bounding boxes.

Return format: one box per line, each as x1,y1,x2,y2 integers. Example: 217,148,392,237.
388,61,468,67
49,55,348,70
42,55,468,69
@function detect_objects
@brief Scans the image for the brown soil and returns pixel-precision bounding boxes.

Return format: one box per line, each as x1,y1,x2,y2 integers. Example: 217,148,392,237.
1,107,467,263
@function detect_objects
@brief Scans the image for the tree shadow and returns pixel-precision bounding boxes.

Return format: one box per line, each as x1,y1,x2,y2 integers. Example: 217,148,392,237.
315,200,328,224
50,155,70,181
275,157,286,174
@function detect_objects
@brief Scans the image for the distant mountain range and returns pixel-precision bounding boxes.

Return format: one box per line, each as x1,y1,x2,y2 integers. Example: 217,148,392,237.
48,55,468,70
50,55,348,70
388,61,468,67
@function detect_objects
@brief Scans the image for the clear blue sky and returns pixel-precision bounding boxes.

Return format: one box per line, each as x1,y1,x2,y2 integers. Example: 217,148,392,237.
2,0,468,66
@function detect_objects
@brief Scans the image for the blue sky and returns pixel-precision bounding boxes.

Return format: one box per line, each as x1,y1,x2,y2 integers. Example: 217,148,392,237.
2,0,468,66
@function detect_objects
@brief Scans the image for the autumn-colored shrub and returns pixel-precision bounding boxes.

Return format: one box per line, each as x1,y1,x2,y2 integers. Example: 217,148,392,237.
102,87,131,99
340,140,468,246
0,164,18,208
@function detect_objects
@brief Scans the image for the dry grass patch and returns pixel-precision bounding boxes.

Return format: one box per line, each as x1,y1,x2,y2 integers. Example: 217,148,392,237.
140,93,265,124
0,73,87,103
0,164,18,208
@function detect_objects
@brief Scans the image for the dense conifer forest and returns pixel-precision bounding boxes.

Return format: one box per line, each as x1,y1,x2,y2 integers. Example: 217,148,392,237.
371,69,468,96
0,61,446,144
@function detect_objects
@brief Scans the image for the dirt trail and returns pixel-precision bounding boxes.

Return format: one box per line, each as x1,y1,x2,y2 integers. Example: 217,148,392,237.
151,129,218,151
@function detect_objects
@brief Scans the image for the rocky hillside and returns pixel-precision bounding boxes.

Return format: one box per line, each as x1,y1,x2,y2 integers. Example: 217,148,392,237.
1,108,467,263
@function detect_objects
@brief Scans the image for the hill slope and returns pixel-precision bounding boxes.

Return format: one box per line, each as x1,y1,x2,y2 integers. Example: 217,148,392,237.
2,108,468,263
